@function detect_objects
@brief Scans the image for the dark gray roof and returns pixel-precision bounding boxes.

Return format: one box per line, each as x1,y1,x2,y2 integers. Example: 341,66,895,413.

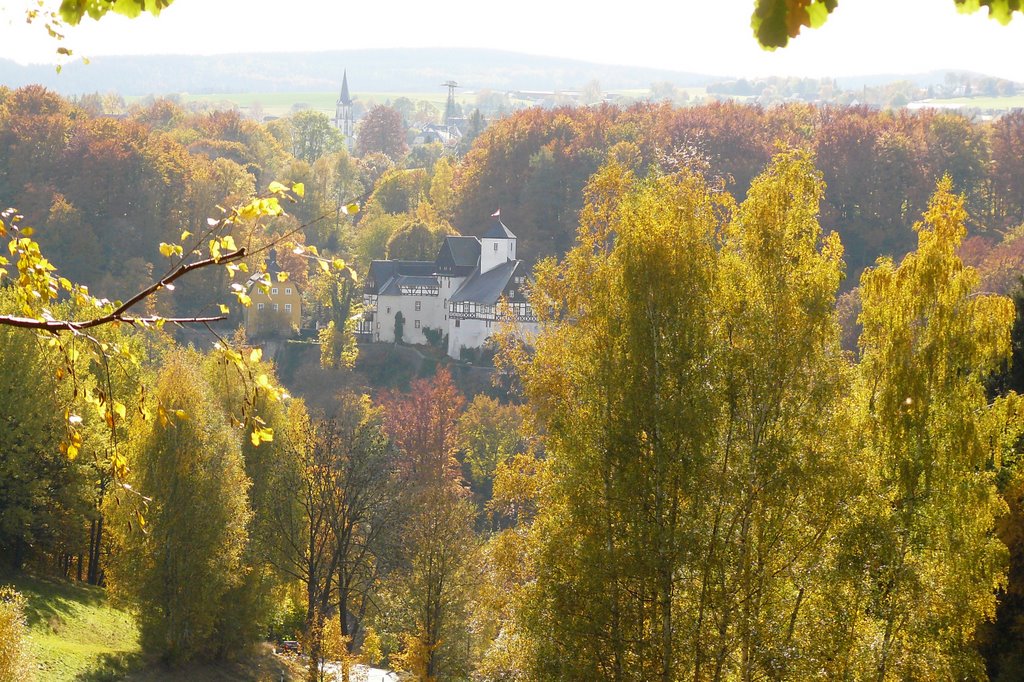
379,274,439,296
450,260,522,305
397,275,439,287
482,217,516,240
435,236,480,270
339,70,352,106
367,260,435,294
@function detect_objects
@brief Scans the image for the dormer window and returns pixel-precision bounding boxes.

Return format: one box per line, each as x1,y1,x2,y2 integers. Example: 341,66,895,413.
493,243,499,251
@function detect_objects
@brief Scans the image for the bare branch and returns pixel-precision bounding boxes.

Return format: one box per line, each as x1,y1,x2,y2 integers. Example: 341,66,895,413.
0,247,246,333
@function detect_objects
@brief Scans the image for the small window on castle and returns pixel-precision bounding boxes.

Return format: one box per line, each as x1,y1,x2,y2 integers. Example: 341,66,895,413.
273,304,279,312
285,304,292,312
455,319,460,328
257,303,265,311
272,287,279,295
285,287,292,295
387,307,391,314
493,243,499,252
415,320,421,329
415,301,421,311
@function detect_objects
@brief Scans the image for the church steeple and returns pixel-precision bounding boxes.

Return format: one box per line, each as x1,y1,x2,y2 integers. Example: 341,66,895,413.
335,71,355,140
339,70,352,107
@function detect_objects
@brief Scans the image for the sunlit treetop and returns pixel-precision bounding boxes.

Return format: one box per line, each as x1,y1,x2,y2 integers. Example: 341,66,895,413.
58,0,173,25
753,0,1023,48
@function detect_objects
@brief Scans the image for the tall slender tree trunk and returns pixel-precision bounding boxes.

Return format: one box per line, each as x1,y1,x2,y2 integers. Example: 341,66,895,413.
88,514,104,585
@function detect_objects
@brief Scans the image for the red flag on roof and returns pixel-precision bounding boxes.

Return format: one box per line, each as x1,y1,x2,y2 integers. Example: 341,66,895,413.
491,209,500,217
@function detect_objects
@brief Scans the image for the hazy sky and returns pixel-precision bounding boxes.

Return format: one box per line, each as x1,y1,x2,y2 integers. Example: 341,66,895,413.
3,0,1024,81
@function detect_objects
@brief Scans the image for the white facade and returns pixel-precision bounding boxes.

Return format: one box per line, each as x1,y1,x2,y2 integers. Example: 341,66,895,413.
372,293,444,345
480,236,515,273
360,218,536,359
446,311,539,359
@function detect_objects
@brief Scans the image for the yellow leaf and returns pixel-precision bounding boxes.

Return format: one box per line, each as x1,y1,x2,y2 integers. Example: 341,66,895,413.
159,242,176,258
332,258,347,271
277,272,289,282
250,426,275,446
221,235,237,251
219,304,230,314
342,203,360,215
238,201,261,221
268,181,288,194
292,182,305,197
180,230,192,241
250,348,263,363
113,401,127,420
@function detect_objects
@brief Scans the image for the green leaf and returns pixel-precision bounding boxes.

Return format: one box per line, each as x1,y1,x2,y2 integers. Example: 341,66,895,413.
159,242,182,258
807,1,830,28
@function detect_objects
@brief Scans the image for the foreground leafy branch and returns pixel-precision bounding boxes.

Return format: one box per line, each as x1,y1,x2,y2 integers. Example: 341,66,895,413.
754,0,1024,48
0,181,357,488
0,245,246,332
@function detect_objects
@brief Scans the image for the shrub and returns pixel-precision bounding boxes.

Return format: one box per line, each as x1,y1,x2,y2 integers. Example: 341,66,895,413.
0,586,31,682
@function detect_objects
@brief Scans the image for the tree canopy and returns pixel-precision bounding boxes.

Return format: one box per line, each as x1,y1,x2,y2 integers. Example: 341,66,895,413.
753,0,1024,48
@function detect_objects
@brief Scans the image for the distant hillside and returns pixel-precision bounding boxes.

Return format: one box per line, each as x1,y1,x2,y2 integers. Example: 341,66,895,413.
0,48,714,96
835,70,987,89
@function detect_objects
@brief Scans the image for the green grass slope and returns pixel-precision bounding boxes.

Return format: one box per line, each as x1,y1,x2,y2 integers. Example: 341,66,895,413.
3,574,306,681
5,574,141,681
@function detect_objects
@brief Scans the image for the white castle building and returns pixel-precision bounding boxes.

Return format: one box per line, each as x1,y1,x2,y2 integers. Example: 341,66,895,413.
359,216,537,359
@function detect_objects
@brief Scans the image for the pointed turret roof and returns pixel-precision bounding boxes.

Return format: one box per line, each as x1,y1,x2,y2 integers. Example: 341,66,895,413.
482,216,516,240
338,71,352,106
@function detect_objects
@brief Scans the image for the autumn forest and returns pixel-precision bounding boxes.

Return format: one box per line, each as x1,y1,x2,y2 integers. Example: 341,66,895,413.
4,76,1024,682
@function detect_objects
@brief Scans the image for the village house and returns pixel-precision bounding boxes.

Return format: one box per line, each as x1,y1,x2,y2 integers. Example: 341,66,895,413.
245,254,302,338
358,215,537,359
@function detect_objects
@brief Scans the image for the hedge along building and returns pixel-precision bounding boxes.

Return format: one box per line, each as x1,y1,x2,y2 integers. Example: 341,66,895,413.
359,214,538,359
245,252,302,338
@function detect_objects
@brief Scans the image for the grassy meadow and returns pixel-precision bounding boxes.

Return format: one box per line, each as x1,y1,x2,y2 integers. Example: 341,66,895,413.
8,574,140,680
